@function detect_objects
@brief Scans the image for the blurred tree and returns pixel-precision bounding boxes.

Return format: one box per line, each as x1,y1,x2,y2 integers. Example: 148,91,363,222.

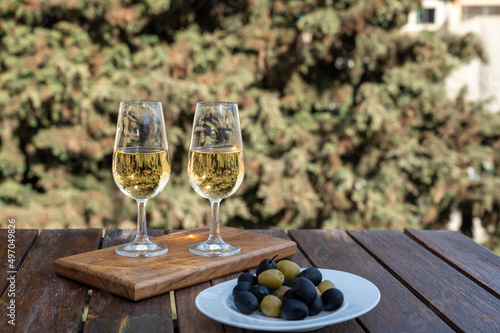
0,0,499,250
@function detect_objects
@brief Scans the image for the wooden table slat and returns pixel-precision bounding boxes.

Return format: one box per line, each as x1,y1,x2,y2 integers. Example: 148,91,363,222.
0,229,38,297
349,230,500,332
0,229,102,333
83,229,174,333
405,228,500,299
175,281,225,333
249,229,315,270
289,229,453,333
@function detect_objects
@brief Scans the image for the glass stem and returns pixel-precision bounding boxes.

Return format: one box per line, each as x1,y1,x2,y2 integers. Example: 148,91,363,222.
135,199,150,244
207,199,223,244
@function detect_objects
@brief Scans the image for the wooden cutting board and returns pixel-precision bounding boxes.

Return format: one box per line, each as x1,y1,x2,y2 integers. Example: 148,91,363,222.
53,226,297,301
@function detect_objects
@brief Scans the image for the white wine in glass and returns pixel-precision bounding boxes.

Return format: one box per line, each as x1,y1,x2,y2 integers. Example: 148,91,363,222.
112,100,171,257
187,101,244,257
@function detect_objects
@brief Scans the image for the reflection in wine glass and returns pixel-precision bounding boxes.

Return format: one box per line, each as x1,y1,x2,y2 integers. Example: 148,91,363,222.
187,101,244,257
112,100,171,257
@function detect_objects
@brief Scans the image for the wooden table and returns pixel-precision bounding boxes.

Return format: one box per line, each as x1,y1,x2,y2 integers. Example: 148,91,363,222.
1,228,499,332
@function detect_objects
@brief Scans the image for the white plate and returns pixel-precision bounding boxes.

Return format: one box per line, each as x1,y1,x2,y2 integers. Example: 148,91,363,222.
195,269,380,332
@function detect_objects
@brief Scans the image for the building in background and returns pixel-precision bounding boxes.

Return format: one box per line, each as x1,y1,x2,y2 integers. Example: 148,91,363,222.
403,0,500,113
403,1,500,243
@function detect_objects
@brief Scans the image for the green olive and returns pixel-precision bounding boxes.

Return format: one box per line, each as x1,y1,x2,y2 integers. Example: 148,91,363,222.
318,280,336,294
272,285,291,300
277,260,301,281
260,295,282,318
258,269,285,289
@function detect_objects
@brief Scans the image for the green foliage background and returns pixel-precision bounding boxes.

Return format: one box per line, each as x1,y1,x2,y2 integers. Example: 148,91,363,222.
1,0,499,251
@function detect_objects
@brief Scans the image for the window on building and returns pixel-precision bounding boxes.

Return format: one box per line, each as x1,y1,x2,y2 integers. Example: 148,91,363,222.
417,8,436,24
462,6,500,20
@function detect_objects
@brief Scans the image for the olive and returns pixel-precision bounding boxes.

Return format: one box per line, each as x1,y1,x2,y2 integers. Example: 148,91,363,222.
232,281,253,298
322,288,344,311
307,295,324,316
260,295,282,318
250,284,270,303
298,268,322,286
282,289,294,303
281,299,309,320
291,277,317,304
234,291,259,315
238,272,257,285
258,269,284,289
277,260,300,281
256,255,278,277
317,280,336,294
272,285,291,300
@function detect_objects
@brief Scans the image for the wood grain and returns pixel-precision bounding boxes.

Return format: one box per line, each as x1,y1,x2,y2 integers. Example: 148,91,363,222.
349,230,500,332
175,281,225,333
289,229,452,333
83,229,174,333
0,229,101,333
54,226,297,301
405,228,500,299
0,229,38,297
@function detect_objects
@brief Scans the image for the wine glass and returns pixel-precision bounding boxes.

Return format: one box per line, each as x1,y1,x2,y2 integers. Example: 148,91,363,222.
112,100,171,257
187,101,245,257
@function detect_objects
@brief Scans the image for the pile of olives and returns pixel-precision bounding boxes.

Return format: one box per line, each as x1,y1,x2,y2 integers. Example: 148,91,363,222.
232,256,344,320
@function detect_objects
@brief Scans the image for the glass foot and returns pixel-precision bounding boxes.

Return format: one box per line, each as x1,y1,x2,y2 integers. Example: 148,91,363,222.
189,241,240,257
115,241,168,257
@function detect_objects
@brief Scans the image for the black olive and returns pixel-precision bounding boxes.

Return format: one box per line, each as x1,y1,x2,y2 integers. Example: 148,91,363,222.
281,299,309,320
308,295,324,316
250,284,270,303
232,281,253,298
282,289,294,303
234,291,259,315
256,255,278,277
237,272,257,285
291,277,317,304
298,268,322,286
322,288,344,311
